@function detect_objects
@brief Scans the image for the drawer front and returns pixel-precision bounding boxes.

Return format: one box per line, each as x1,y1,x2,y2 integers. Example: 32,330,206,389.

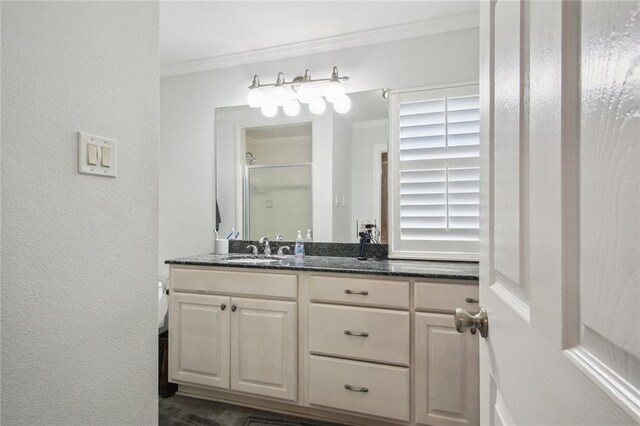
171,267,297,299
415,282,479,312
309,304,409,365
309,275,409,309
309,355,410,422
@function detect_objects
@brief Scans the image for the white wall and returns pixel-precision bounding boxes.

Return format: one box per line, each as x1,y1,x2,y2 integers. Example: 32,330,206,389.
332,114,353,242
1,3,159,425
0,2,3,418
160,27,479,277
350,121,389,241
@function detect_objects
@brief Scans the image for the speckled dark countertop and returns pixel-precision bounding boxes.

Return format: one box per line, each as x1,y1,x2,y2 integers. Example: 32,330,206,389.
165,254,479,282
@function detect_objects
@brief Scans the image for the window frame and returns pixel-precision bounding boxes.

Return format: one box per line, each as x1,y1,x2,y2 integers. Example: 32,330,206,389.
388,82,480,261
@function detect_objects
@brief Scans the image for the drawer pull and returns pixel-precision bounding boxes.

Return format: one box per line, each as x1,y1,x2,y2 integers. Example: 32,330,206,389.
344,384,369,393
465,297,479,303
345,289,369,295
344,330,369,337
220,303,226,311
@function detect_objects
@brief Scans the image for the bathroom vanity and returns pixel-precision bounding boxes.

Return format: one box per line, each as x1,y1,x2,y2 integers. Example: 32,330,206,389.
165,254,479,426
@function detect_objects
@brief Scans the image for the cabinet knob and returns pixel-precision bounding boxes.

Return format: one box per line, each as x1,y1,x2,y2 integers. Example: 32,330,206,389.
231,305,237,312
220,303,226,311
465,297,479,303
344,289,369,295
454,307,489,338
344,384,369,393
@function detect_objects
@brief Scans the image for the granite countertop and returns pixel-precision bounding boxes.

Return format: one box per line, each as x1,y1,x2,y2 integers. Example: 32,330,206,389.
165,254,479,282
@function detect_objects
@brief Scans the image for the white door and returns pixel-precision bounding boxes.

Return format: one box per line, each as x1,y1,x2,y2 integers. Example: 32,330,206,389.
169,293,231,389
474,0,639,424
230,297,297,401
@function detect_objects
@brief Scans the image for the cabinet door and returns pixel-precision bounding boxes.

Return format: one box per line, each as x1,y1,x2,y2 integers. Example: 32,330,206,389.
169,292,230,389
415,313,478,426
230,298,297,401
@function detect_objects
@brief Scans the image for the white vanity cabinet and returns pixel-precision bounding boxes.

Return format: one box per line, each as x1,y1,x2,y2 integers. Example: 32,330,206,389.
169,292,230,389
308,275,412,422
414,282,479,426
167,263,480,426
168,267,298,402
230,297,297,401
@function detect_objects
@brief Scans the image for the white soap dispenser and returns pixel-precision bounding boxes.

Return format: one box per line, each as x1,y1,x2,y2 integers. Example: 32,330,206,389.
295,230,305,258
305,229,313,242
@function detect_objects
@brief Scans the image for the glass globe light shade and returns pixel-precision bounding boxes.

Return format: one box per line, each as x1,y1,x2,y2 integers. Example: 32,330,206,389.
261,101,278,118
324,80,345,103
308,97,326,115
246,88,264,108
333,94,352,114
272,85,293,106
296,84,318,104
283,99,301,117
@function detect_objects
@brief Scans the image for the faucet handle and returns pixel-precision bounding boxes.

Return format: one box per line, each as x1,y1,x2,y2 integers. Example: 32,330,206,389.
277,246,291,256
275,234,284,241
259,236,270,244
246,245,258,255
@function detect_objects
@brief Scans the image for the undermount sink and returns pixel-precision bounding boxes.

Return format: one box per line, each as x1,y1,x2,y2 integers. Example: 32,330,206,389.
223,255,281,264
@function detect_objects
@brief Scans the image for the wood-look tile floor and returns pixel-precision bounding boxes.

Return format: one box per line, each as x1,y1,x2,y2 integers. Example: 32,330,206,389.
159,395,343,426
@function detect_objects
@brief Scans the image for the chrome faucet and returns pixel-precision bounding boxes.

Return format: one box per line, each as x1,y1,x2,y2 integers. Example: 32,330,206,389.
246,245,258,255
277,246,291,256
259,236,271,255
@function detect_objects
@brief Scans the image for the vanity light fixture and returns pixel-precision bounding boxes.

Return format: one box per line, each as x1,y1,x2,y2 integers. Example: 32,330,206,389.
246,66,350,117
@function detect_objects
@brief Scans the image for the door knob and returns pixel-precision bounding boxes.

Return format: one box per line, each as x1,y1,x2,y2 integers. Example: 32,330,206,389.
454,307,489,338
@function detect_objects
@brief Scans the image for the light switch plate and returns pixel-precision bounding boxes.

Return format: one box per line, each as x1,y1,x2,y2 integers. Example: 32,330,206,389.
78,132,117,177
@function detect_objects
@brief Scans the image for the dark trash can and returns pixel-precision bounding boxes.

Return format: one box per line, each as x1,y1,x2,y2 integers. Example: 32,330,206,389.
158,330,178,397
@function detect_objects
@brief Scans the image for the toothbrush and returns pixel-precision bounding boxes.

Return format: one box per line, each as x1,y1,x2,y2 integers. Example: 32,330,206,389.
213,228,219,240
235,231,240,239
226,228,235,239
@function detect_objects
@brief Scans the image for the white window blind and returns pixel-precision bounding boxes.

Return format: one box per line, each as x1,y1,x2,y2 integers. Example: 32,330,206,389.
389,85,480,260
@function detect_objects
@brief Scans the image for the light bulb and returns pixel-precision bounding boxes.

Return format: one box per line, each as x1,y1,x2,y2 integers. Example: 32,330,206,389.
261,101,278,118
283,99,300,117
246,88,264,108
324,80,345,103
272,86,292,106
333,94,351,114
296,84,318,104
308,97,326,115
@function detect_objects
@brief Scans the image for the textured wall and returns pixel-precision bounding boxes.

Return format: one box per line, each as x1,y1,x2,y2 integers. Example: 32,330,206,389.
159,28,480,279
1,2,159,425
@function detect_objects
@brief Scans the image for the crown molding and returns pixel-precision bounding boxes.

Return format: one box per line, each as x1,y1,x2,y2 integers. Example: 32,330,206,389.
161,11,479,77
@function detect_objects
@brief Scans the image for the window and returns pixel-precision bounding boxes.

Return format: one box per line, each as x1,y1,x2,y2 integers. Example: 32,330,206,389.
389,84,480,260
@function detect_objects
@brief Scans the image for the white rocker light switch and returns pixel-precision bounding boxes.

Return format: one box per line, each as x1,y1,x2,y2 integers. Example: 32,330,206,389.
87,144,98,165
101,146,111,167
78,132,117,177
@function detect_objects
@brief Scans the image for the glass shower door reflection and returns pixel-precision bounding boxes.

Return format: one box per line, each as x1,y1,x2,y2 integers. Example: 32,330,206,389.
246,164,312,241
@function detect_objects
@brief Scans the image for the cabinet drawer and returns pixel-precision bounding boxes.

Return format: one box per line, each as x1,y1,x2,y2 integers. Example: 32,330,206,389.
415,282,478,312
171,267,297,299
309,304,409,365
309,355,410,422
309,275,409,309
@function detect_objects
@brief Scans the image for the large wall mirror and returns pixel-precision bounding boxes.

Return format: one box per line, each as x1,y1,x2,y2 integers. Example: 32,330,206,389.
215,90,388,243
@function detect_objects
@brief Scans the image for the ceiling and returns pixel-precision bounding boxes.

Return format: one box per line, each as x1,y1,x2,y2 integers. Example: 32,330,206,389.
160,1,479,67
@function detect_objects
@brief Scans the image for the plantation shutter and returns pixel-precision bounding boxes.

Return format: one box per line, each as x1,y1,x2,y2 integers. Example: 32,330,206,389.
389,85,480,260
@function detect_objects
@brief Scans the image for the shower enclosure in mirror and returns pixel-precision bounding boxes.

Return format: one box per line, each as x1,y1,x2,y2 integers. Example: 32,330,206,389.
215,90,388,243
244,124,312,240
